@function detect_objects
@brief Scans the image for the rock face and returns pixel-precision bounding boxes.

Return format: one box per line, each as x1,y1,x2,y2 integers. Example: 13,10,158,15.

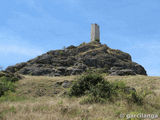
0,71,22,81
5,42,147,76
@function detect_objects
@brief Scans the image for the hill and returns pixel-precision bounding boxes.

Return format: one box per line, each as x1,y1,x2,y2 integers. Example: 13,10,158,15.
0,75,159,120
5,42,147,76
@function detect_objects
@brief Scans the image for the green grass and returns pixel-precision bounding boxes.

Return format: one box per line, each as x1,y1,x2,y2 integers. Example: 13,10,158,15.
0,91,28,102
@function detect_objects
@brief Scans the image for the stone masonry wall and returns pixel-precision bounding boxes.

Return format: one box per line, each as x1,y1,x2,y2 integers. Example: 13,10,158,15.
91,24,100,42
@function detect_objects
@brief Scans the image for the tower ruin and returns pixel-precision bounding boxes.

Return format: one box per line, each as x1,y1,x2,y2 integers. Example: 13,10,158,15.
91,24,100,42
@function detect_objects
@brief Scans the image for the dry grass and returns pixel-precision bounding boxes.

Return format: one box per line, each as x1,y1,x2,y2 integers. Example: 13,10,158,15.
106,75,160,95
0,75,160,120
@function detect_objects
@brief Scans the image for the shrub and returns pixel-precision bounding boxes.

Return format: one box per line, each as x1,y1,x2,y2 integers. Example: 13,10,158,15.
69,73,116,103
58,50,64,55
0,81,15,97
80,42,86,46
69,73,144,105
81,81,114,103
126,91,143,105
69,73,105,96
89,81,113,99
0,76,18,82
0,76,16,97
112,81,144,105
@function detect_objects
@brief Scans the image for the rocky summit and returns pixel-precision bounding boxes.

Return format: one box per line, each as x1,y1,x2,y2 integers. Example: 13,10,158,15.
5,42,147,76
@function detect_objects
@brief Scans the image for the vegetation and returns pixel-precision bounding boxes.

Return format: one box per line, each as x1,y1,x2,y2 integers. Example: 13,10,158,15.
69,73,144,105
0,72,22,102
0,75,160,120
79,42,86,46
0,76,18,97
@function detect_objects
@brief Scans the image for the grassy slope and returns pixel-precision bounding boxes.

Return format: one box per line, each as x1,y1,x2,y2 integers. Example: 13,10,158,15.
0,75,160,120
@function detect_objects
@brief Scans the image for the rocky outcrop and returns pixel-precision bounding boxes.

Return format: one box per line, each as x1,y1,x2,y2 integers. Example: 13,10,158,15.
0,71,22,82
5,42,147,76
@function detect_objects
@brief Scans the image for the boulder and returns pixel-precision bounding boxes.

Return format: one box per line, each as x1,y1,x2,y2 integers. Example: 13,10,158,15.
62,80,72,88
124,87,136,94
71,69,83,75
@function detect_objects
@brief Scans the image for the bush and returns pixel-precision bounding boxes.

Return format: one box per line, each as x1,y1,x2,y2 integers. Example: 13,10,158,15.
0,76,18,82
80,42,86,46
112,81,144,105
0,77,16,97
81,81,114,104
69,73,144,105
69,73,105,96
69,73,116,103
89,81,113,98
126,91,143,105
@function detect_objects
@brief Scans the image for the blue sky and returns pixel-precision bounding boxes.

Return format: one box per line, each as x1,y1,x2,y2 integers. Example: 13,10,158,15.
0,0,160,76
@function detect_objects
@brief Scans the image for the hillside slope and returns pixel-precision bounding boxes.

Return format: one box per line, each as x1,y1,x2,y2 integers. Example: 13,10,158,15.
0,75,159,120
6,42,147,76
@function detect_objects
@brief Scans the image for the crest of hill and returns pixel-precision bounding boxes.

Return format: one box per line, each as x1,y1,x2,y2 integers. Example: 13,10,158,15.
6,42,147,76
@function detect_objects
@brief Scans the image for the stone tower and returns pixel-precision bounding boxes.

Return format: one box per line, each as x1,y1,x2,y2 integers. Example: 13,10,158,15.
91,24,100,42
